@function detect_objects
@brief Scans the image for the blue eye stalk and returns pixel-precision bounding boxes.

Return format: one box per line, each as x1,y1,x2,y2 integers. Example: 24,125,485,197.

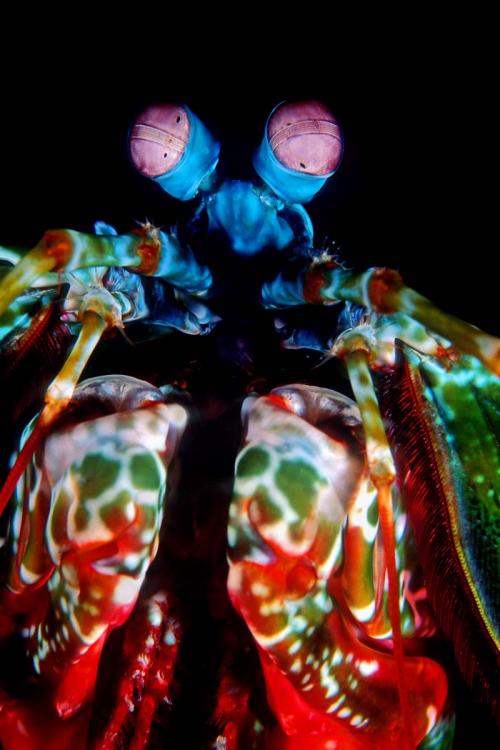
152,106,221,202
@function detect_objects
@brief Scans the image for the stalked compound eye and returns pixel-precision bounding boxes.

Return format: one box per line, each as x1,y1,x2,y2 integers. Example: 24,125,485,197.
128,103,220,201
129,103,190,178
268,100,342,176
253,100,343,204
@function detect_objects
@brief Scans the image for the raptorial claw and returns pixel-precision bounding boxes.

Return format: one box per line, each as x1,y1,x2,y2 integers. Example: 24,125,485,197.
1,375,187,733
0,224,213,320
227,385,450,749
263,262,500,375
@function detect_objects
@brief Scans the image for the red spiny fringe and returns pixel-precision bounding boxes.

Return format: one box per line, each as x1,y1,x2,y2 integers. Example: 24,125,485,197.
2,303,69,377
380,346,500,721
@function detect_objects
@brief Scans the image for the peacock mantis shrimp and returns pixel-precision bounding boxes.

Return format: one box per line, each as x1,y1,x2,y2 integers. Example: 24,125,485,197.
0,98,498,749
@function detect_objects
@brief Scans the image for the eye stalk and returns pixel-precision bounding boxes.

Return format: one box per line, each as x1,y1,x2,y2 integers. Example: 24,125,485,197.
128,103,220,201
253,100,343,204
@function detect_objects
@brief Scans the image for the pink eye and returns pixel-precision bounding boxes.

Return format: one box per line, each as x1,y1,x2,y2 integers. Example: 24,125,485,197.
129,103,190,178
267,100,343,176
